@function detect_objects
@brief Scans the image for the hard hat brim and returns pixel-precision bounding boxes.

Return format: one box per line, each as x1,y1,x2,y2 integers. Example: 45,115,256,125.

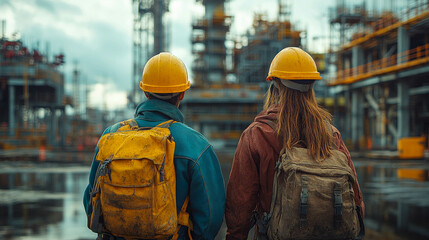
140,81,191,93
266,70,322,81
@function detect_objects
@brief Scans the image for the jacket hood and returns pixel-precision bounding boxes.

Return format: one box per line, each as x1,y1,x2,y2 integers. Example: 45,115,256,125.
254,104,279,124
134,99,184,123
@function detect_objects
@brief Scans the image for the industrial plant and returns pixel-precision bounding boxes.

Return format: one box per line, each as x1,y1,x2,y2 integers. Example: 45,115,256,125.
0,0,428,239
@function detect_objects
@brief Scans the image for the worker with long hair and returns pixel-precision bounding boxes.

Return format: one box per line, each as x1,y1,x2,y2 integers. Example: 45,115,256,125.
225,47,364,239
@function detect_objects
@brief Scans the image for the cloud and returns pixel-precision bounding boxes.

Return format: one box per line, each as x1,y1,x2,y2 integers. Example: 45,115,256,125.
229,0,277,34
89,82,127,110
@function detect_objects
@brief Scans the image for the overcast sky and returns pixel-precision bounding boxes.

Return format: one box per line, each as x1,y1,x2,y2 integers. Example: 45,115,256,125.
0,0,335,110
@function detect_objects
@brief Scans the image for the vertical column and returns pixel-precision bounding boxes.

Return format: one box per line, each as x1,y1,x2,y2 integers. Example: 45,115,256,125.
153,0,165,55
333,94,339,128
398,81,410,140
397,202,409,230
343,89,351,143
59,109,66,147
381,39,387,57
352,46,364,76
351,89,364,149
47,108,57,147
8,85,15,136
397,26,410,64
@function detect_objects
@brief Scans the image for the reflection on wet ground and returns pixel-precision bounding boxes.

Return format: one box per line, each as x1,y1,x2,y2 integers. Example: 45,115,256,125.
0,162,96,240
0,158,428,240
354,159,429,240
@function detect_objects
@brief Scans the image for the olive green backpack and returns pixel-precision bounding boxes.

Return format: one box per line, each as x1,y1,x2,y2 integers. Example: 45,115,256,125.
257,121,365,240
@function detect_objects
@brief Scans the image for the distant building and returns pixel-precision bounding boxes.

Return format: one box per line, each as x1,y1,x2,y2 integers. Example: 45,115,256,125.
0,36,67,149
328,0,429,150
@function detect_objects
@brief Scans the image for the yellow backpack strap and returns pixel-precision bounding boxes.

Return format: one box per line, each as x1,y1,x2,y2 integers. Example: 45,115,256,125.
156,120,176,128
172,196,193,240
117,119,139,131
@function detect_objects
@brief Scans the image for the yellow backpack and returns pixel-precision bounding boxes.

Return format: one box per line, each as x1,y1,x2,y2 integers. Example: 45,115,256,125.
88,119,192,239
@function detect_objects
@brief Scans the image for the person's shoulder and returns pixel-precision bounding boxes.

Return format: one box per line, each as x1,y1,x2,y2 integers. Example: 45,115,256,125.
107,118,141,134
170,122,212,159
242,120,276,138
172,122,209,142
108,122,123,133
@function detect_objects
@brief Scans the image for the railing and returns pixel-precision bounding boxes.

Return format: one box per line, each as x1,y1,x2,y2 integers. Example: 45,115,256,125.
336,1,429,51
0,61,63,84
328,43,429,85
369,1,429,33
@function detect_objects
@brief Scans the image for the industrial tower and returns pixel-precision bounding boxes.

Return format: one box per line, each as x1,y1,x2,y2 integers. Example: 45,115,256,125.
191,0,231,87
131,0,170,106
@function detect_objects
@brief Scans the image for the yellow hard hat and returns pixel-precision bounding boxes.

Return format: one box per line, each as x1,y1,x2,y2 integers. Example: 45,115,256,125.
266,47,322,81
140,52,191,93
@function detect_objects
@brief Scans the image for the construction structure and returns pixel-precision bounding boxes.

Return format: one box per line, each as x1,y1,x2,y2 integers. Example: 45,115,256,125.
182,0,303,148
234,0,301,85
327,0,429,152
191,0,232,86
130,0,170,106
0,23,68,149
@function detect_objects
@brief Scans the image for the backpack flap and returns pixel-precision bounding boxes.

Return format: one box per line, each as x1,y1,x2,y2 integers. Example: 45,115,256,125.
97,127,174,162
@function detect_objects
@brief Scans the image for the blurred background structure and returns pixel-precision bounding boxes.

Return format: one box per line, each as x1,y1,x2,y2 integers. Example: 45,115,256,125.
0,23,68,150
327,0,429,156
0,0,429,239
130,0,171,106
181,0,305,149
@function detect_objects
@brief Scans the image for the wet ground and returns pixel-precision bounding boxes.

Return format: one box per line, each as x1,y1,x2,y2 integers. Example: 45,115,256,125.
0,157,428,240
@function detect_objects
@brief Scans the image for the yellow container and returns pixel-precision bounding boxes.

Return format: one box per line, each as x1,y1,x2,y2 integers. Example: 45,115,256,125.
397,137,426,159
397,169,428,181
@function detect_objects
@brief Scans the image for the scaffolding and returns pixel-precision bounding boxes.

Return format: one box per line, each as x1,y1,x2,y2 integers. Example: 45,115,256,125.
234,9,302,85
182,0,303,148
191,0,232,87
130,0,170,106
180,85,264,148
0,34,67,149
328,0,429,154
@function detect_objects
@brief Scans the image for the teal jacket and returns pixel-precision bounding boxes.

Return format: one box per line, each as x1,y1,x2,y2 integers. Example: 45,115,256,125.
83,99,226,239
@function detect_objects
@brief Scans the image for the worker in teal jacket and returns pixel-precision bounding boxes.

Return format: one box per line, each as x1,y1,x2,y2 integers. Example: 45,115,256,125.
83,52,225,240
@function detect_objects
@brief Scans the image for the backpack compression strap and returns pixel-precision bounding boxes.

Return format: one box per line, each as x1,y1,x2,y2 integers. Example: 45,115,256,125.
172,196,193,240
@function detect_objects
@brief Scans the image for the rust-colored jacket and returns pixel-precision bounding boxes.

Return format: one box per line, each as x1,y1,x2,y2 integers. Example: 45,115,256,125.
225,105,365,240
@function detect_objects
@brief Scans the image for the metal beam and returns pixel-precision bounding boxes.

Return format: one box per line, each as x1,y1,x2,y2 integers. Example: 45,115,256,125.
398,65,429,79
351,89,364,147
8,85,15,137
8,78,58,88
337,63,429,91
388,122,398,140
386,97,398,105
365,93,380,114
398,81,410,139
398,27,410,64
410,85,429,96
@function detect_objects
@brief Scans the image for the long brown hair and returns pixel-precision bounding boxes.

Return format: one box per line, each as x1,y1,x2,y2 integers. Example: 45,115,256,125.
264,79,333,161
